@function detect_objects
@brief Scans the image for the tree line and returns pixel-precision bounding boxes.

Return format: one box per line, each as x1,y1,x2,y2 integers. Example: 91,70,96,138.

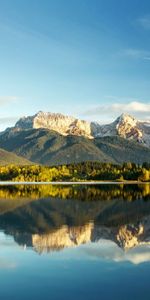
0,183,149,202
0,161,150,182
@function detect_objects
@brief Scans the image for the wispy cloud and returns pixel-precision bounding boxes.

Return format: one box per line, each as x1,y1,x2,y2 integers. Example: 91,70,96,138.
0,259,16,269
83,100,150,122
82,241,150,265
0,116,19,125
120,48,150,60
0,96,19,106
137,15,150,30
0,116,20,132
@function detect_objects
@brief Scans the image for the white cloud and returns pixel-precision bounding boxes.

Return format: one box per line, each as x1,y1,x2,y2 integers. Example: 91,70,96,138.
0,97,20,131
82,240,150,265
0,96,18,106
0,259,16,269
121,48,150,60
0,116,20,132
0,116,19,125
112,101,150,113
0,114,21,132
138,15,150,30
83,101,150,122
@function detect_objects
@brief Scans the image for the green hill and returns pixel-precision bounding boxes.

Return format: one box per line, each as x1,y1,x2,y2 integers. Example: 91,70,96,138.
0,148,31,165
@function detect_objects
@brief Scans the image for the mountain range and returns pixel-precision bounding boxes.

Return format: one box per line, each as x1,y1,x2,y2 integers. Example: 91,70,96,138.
0,111,150,165
0,188,150,255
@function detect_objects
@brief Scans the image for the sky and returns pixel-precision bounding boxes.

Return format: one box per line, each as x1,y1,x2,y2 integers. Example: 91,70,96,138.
0,0,150,130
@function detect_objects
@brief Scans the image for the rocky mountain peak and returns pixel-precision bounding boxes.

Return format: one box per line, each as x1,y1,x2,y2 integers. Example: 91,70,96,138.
9,111,150,147
116,113,138,126
113,113,142,141
15,111,93,138
23,217,150,253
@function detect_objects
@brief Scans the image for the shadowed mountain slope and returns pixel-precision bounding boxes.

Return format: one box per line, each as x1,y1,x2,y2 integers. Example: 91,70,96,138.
0,184,150,252
0,128,150,164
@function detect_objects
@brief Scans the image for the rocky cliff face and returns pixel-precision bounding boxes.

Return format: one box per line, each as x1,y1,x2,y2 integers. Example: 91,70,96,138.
32,223,94,253
96,113,150,147
29,216,150,253
15,111,93,138
116,114,141,139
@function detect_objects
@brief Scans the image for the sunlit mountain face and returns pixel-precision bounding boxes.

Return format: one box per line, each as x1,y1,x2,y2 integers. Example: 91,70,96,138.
0,184,150,263
0,112,150,166
0,183,150,300
6,111,150,146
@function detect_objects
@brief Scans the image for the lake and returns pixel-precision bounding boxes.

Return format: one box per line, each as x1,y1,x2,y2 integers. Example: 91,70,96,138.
0,183,150,300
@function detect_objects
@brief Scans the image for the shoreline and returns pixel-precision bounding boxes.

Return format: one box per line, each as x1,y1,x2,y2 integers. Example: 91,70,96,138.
0,181,149,185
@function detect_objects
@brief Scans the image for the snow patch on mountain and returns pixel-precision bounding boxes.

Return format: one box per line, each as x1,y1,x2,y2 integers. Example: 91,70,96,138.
96,113,150,147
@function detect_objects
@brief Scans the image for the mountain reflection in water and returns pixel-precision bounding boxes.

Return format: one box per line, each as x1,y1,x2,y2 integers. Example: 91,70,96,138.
0,184,150,258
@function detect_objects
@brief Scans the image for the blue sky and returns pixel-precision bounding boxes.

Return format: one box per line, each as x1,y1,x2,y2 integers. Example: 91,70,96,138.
0,0,150,130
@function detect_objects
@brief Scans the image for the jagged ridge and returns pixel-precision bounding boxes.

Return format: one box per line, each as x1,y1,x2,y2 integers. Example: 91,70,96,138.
12,111,150,147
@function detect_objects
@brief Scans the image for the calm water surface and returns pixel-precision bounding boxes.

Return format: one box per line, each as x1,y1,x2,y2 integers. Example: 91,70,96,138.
0,183,150,300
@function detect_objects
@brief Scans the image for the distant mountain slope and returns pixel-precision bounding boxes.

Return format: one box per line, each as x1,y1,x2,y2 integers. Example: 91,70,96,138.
96,114,150,147
0,111,150,165
95,136,150,164
6,111,150,147
0,127,150,165
0,148,31,165
0,194,150,251
0,128,113,165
